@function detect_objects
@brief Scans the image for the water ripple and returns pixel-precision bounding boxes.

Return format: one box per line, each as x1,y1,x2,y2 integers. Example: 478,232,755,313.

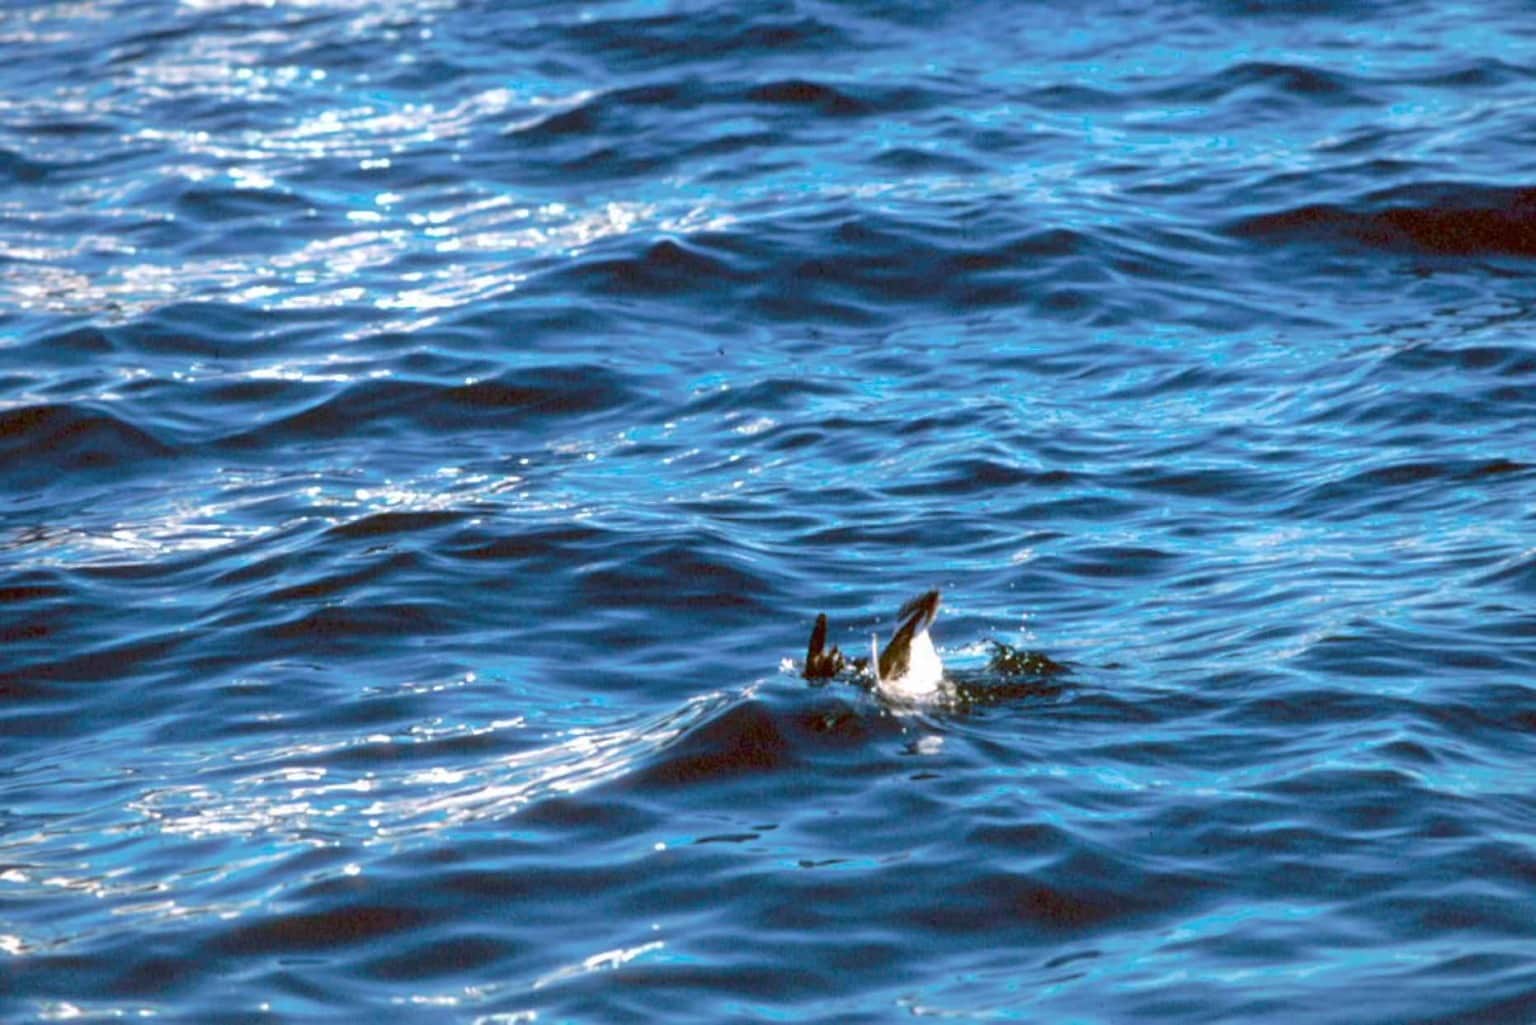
5,1,1536,1022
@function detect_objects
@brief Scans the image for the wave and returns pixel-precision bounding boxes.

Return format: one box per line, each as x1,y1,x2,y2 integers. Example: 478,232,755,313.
527,206,1200,329
495,75,955,183
509,76,943,143
0,403,175,486
1231,182,1536,257
216,365,639,449
549,10,852,70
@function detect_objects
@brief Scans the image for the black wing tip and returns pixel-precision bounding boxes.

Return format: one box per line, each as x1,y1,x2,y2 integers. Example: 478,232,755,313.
880,590,940,680
808,612,829,659
896,589,941,626
804,611,845,679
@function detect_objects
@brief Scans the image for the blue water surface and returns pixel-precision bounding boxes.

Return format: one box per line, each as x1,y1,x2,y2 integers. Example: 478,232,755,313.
3,1,1536,1022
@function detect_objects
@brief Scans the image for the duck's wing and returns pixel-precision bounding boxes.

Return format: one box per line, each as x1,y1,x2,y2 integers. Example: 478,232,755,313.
878,590,941,681
895,589,941,631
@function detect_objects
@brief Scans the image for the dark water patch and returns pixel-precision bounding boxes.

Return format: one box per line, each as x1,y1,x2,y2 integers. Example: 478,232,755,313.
631,693,885,788
1100,363,1247,401
497,75,945,182
3,950,171,1017
557,961,843,1016
243,600,463,657
883,458,1072,497
212,904,435,956
997,491,1148,529
1226,60,1363,99
687,129,788,176
574,534,781,619
445,522,614,570
963,819,1075,856
371,54,475,94
920,857,1209,937
868,146,985,176
1124,464,1275,501
430,859,653,909
1342,457,1530,490
754,216,1088,318
0,403,175,487
206,531,332,590
1380,341,1536,378
511,82,696,142
0,631,184,706
188,376,319,424
516,74,940,132
1368,886,1536,943
359,931,518,982
540,235,753,300
515,791,661,839
256,550,428,608
324,510,470,542
1053,545,1182,581
0,582,69,604
1475,552,1536,597
173,184,314,225
218,365,638,448
792,511,995,557
1200,0,1394,18
1232,182,1536,258
1234,156,1427,212
1258,766,1434,835
1376,737,1440,765
1292,630,1442,680
1394,58,1536,90
1326,388,1536,432
743,78,875,116
1296,457,1536,520
1023,83,1127,112
0,147,49,185
549,10,853,70
1405,987,1536,1025
443,301,624,349
95,301,319,359
681,376,851,417
4,112,116,138
0,579,69,654
1154,60,1371,108
530,208,1160,325
19,324,116,358
1219,686,1406,729
107,15,208,61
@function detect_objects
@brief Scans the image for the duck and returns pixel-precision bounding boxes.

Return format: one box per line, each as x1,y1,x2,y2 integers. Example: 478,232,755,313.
803,590,945,702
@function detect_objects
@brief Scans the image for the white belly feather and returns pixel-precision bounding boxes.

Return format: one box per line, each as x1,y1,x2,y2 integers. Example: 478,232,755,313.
875,627,944,702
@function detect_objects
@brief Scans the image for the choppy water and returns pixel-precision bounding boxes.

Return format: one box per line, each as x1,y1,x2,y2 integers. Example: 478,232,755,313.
4,1,1536,1022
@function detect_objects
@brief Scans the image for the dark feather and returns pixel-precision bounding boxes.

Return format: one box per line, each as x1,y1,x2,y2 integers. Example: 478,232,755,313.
878,590,940,681
803,612,846,679
895,590,941,631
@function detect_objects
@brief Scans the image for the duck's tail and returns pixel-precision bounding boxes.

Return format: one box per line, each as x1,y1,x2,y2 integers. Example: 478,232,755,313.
803,612,846,679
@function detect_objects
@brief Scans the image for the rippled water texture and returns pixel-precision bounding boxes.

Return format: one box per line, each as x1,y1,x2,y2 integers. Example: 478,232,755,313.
4,1,1536,1022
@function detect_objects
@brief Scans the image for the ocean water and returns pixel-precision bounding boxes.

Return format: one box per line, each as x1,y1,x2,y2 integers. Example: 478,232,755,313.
4,0,1536,1021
